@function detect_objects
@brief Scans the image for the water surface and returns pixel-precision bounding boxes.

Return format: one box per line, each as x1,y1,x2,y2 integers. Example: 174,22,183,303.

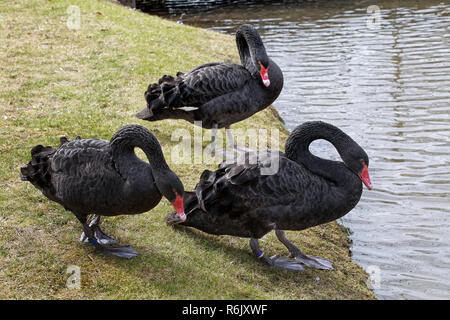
142,0,450,299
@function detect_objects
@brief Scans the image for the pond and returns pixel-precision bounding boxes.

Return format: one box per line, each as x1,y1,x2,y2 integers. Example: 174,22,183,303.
140,0,450,299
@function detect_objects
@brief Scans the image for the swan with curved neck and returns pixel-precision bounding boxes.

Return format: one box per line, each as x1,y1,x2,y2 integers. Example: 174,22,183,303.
20,124,185,258
166,121,372,271
136,24,283,152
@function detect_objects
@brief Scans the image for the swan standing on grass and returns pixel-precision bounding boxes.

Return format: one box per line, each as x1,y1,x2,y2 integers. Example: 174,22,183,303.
20,124,186,258
136,24,284,153
166,121,373,271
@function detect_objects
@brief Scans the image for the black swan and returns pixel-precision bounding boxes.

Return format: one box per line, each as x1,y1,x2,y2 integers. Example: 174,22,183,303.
20,124,186,258
136,24,283,151
166,121,373,271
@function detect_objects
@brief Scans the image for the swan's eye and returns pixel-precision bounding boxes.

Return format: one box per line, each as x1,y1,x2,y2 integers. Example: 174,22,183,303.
360,158,369,169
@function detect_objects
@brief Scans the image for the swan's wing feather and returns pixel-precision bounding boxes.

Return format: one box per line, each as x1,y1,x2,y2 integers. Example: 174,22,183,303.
186,62,223,74
196,151,305,213
181,63,252,103
220,150,285,184
51,139,111,174
50,139,120,206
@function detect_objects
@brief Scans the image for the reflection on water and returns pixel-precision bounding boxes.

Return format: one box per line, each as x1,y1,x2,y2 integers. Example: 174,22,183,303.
143,0,450,299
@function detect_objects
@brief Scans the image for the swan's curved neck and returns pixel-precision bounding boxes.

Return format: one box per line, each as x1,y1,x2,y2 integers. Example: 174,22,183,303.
285,122,354,186
236,26,268,76
110,125,169,177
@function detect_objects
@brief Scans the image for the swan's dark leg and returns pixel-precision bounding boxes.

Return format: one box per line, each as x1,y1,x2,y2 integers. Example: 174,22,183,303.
80,215,119,245
205,125,219,155
205,124,235,159
225,126,253,153
75,214,140,259
249,238,305,271
275,230,333,270
225,126,237,150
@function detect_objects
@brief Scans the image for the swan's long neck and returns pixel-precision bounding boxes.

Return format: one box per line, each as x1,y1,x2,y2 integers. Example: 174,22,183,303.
110,125,169,177
284,121,356,187
236,25,268,77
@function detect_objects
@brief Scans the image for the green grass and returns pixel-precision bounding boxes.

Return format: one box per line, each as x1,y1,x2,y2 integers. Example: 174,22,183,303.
0,0,376,299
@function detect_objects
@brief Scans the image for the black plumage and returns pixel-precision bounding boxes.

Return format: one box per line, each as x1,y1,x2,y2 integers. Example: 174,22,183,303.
20,124,185,258
166,121,373,271
136,24,283,131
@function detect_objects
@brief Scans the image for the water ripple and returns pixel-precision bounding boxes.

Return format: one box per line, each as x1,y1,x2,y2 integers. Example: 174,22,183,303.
148,0,450,299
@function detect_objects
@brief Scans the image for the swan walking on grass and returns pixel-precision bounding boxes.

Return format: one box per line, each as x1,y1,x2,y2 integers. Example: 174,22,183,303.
20,124,186,258
166,121,373,271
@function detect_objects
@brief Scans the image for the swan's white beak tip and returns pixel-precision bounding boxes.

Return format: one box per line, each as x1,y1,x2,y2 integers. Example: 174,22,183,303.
263,79,270,87
178,212,186,221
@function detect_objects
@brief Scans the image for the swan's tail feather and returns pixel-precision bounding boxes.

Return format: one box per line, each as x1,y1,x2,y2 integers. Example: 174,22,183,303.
138,73,194,122
20,145,56,190
146,74,183,110
195,169,223,211
165,168,232,227
20,135,75,185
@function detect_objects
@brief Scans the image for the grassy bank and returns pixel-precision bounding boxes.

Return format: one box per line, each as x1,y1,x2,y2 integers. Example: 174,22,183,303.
0,0,375,299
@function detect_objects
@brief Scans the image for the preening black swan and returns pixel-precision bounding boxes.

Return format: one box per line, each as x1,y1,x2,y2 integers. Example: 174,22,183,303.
136,24,283,151
20,125,186,258
166,121,373,271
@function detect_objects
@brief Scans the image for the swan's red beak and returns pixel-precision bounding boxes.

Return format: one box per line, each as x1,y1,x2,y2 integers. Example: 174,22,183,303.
173,194,186,221
259,62,270,87
358,162,373,190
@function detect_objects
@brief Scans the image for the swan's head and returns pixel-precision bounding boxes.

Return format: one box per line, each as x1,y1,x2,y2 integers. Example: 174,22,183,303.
172,191,186,222
236,24,270,87
157,171,186,221
165,191,200,226
344,149,373,190
358,160,373,190
258,61,270,87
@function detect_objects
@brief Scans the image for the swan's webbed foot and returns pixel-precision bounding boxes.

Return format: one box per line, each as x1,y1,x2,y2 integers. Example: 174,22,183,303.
80,227,119,245
204,142,237,161
275,230,333,270
234,145,254,153
80,215,119,245
225,126,255,154
216,149,238,161
249,238,305,272
92,241,140,259
205,125,253,159
291,252,334,270
78,215,140,259
265,254,306,271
